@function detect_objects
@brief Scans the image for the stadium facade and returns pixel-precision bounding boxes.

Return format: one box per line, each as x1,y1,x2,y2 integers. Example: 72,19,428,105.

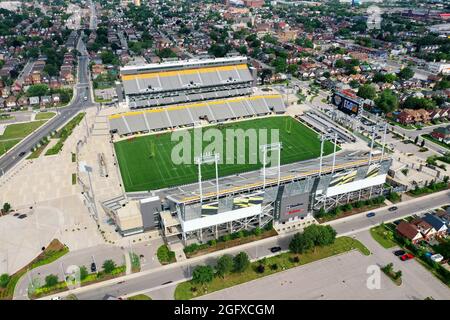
106,55,393,242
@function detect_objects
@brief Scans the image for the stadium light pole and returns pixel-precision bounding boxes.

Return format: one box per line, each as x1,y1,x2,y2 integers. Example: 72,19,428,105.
332,132,338,174
260,143,282,189
381,122,387,161
369,126,375,166
194,153,220,204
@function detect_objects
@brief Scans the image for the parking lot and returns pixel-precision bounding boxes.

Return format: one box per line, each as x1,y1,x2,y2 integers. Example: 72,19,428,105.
199,230,450,300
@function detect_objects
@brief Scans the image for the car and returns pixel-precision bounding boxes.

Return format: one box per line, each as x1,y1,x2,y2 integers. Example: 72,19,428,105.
51,296,61,300
270,246,282,253
400,253,414,261
389,206,398,212
84,96,88,101
366,212,376,218
90,262,97,272
394,250,405,256
18,151,26,157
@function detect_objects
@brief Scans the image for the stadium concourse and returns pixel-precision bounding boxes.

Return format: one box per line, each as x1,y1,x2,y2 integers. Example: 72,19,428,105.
102,55,393,243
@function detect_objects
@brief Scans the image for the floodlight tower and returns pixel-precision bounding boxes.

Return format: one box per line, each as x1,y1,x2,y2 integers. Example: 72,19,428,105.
260,142,282,189
318,132,336,176
194,152,220,205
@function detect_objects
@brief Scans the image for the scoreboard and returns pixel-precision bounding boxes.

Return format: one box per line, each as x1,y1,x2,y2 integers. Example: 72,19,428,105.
332,92,362,116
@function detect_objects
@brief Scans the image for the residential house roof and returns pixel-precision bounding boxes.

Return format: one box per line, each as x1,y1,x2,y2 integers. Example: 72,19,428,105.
396,221,423,241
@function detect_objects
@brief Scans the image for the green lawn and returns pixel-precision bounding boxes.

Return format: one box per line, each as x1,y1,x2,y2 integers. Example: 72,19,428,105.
0,120,47,156
174,236,369,300
127,294,152,300
370,225,397,249
35,112,56,120
114,116,337,192
0,120,46,140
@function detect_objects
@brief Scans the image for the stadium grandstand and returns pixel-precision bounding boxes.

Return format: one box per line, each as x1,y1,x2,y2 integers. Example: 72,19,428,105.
119,56,256,109
109,95,286,135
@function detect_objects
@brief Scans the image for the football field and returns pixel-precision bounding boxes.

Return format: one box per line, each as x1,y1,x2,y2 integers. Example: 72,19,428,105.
114,116,336,192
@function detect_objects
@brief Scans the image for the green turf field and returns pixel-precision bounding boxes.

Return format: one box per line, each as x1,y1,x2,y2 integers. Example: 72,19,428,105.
114,116,337,192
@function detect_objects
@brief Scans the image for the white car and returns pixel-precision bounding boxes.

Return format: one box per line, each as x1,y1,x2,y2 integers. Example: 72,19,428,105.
51,296,62,300
430,254,444,263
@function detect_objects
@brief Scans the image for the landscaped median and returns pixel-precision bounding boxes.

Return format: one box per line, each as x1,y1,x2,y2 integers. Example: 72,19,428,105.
45,112,85,156
0,239,69,300
174,225,370,300
30,264,126,299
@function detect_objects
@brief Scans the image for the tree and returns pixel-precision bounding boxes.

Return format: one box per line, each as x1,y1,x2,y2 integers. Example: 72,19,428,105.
398,67,414,80
0,273,10,288
233,252,250,273
357,84,376,100
102,259,116,274
402,96,436,110
375,90,399,113
79,266,88,280
314,225,337,246
260,69,272,85
216,255,233,278
192,265,214,284
2,202,11,213
289,232,314,254
27,84,49,97
394,270,402,280
45,274,59,287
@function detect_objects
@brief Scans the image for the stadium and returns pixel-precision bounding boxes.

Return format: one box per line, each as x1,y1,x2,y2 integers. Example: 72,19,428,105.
104,56,392,243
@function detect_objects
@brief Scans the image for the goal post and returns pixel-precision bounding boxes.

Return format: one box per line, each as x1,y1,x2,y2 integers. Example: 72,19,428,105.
285,117,292,134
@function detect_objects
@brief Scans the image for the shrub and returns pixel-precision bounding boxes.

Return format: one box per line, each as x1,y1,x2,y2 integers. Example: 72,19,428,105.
79,266,88,280
157,245,175,263
0,274,10,288
45,274,59,287
253,227,262,236
102,259,117,274
256,264,265,273
270,263,278,271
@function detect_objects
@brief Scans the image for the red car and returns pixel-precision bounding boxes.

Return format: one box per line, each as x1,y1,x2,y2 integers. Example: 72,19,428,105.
400,253,414,261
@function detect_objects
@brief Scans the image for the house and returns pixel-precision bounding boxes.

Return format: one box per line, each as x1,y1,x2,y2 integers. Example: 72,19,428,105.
29,96,40,106
40,95,51,107
17,96,29,107
431,125,450,143
422,213,448,238
5,96,17,109
51,94,60,105
396,221,424,244
411,218,437,240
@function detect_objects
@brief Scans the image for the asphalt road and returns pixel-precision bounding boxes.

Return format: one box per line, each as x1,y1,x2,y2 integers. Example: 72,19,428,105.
38,190,450,300
0,37,93,176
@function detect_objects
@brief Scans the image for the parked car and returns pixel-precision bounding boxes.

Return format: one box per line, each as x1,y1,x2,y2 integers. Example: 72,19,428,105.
91,262,97,272
400,253,415,261
389,206,398,212
430,254,444,263
270,246,282,253
366,212,376,218
394,250,405,256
